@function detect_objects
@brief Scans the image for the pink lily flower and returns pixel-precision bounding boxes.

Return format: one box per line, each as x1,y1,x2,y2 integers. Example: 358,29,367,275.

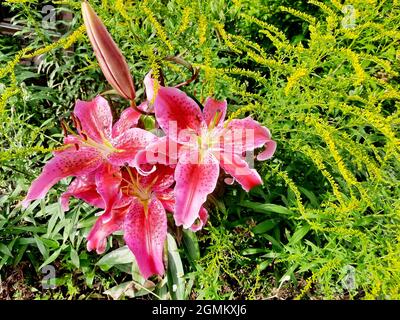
22,96,157,222
85,164,173,278
62,161,206,278
143,84,276,229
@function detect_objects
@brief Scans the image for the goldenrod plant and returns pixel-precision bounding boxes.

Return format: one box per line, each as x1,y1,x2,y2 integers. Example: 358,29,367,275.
0,0,399,300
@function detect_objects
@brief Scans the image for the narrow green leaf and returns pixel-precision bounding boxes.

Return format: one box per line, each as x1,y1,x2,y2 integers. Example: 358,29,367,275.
252,219,279,234
70,247,80,268
182,229,200,262
240,201,293,215
96,246,135,268
0,243,13,257
242,248,268,255
39,248,62,270
167,234,185,300
289,225,311,245
34,235,48,259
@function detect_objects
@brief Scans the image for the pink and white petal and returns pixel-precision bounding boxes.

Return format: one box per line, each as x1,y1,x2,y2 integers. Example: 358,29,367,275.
190,207,209,232
22,149,103,208
74,96,113,142
108,128,158,166
174,150,219,229
203,97,227,128
257,140,277,161
216,151,262,192
86,205,128,254
222,117,272,154
144,70,155,103
124,197,167,279
134,136,180,167
139,164,175,192
156,189,175,213
153,86,206,142
60,175,104,212
95,164,122,223
112,107,141,138
137,101,152,113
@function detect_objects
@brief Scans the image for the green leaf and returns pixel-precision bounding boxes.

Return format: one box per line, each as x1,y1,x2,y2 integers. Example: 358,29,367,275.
104,281,135,300
34,235,48,259
70,247,80,269
13,244,28,266
298,187,319,207
242,248,268,255
182,229,200,262
288,225,311,245
131,256,145,284
0,243,13,257
252,219,279,234
261,234,283,251
240,201,293,215
257,259,272,271
39,248,62,270
96,246,135,270
167,234,185,300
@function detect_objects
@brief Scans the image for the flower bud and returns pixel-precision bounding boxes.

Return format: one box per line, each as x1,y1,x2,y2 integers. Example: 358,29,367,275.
82,1,135,100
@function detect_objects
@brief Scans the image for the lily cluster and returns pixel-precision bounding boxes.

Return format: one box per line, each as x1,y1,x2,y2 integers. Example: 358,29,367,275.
22,1,276,279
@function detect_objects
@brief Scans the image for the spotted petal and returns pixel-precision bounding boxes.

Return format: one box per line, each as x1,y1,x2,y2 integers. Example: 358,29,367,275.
108,128,157,166
22,149,103,208
153,86,206,143
174,150,219,228
112,106,141,138
124,197,167,278
216,151,262,192
222,117,275,156
95,164,122,223
135,136,180,168
60,175,104,211
74,96,113,143
87,205,128,254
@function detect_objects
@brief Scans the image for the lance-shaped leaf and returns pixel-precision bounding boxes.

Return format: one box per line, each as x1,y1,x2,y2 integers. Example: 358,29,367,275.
82,1,135,100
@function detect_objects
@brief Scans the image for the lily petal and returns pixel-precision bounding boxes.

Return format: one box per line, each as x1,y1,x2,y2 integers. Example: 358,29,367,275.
216,151,262,192
174,150,219,228
87,205,128,254
60,175,104,211
108,128,157,166
153,86,206,143
112,106,141,138
139,164,175,192
124,197,167,278
82,1,135,100
222,116,273,155
156,189,175,213
135,136,179,167
190,207,208,232
203,97,227,128
144,70,155,104
22,149,103,208
257,140,277,161
95,164,122,223
74,96,113,143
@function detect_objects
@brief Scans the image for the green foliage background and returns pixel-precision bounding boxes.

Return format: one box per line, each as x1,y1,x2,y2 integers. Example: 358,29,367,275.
0,0,399,299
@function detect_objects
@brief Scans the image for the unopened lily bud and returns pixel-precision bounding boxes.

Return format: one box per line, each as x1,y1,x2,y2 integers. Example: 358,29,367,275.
82,1,135,100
